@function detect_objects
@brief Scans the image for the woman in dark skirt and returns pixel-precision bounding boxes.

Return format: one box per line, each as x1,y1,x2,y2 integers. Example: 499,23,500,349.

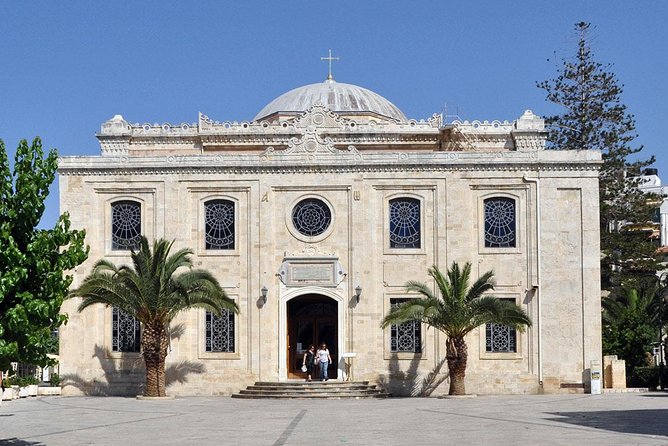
302,344,316,381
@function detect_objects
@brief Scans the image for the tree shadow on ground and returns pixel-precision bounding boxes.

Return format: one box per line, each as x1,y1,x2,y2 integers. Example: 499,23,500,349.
545,409,668,437
412,356,449,396
640,392,668,397
62,344,144,396
377,354,449,397
63,325,205,396
0,439,44,445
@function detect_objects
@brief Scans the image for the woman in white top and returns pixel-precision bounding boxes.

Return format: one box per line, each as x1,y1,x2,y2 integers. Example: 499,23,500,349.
316,343,332,381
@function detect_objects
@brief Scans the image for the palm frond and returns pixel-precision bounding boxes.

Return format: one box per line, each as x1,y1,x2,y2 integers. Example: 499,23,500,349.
405,280,436,300
469,296,532,332
466,270,495,301
380,298,434,328
603,285,659,327
72,235,238,328
382,261,531,338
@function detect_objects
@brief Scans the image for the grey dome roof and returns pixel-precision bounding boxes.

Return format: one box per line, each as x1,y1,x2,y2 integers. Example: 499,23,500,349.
254,80,407,122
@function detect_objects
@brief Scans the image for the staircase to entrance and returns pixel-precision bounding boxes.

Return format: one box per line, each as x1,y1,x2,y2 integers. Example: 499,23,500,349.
231,381,389,399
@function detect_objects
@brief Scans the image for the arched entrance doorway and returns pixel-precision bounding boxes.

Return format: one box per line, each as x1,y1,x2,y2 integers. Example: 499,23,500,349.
287,294,338,379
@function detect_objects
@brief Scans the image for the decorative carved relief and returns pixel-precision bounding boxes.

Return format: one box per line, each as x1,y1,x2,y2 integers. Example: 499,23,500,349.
284,245,337,258
261,105,363,160
293,104,349,130
512,134,548,152
99,137,130,155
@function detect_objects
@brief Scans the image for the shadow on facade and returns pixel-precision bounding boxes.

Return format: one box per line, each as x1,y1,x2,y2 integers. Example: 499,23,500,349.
545,409,668,437
377,354,449,397
63,329,205,396
0,439,44,445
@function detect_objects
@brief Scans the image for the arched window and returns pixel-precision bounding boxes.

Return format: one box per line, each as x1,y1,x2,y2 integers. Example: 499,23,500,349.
205,199,235,250
111,200,141,250
484,197,516,248
389,197,421,249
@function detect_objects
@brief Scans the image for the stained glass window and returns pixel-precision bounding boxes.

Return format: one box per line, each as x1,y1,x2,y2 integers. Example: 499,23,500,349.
112,307,140,352
205,200,235,250
485,299,517,353
389,198,421,249
292,198,332,237
390,298,422,353
111,200,141,250
484,197,516,248
205,310,235,352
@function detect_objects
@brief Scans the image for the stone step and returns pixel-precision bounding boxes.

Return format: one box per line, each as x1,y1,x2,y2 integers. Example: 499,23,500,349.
231,392,388,399
239,388,385,395
252,380,370,387
231,380,389,399
248,384,373,391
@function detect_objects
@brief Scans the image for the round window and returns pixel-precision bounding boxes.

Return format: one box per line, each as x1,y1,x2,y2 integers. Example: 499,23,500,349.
291,198,332,237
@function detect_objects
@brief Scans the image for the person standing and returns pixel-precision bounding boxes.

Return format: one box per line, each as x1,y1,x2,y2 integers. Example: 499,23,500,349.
302,344,316,382
317,343,332,381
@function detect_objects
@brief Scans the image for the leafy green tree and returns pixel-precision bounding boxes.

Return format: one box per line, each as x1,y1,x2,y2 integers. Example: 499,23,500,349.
602,286,658,373
70,236,238,397
538,22,657,289
0,138,88,373
381,262,531,395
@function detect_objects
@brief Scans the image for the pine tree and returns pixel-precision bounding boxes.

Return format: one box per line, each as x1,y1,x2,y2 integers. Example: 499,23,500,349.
538,22,657,290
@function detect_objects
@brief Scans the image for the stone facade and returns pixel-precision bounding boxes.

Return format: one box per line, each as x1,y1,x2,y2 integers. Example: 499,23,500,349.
58,81,602,396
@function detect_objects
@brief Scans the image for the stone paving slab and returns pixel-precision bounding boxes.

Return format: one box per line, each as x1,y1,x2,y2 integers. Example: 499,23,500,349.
1,393,667,445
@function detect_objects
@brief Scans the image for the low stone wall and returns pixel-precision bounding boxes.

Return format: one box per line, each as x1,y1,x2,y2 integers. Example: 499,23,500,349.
603,355,626,389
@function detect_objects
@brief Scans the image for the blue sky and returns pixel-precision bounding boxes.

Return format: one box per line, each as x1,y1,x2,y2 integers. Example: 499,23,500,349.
1,1,666,228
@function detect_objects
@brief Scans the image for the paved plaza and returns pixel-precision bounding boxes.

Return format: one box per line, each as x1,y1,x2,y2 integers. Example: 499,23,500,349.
1,392,667,445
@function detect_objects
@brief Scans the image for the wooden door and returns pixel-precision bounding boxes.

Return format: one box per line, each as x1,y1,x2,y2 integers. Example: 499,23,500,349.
287,296,337,379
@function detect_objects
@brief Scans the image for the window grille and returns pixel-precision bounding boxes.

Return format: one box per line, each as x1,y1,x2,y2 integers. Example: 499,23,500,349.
112,307,141,352
390,298,422,353
205,310,235,352
389,198,421,249
205,200,235,250
484,197,516,248
485,299,517,353
292,198,332,237
111,200,141,250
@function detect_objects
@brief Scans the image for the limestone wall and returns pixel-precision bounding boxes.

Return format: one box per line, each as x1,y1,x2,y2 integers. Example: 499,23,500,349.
58,127,601,397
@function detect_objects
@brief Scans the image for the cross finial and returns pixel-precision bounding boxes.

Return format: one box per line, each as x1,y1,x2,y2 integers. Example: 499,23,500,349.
321,49,340,82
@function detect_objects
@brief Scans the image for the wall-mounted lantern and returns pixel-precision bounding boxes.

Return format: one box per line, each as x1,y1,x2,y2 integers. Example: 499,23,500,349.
261,286,268,305
354,285,362,304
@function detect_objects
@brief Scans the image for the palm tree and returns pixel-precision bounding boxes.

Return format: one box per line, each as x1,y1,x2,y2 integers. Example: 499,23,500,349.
381,262,531,395
70,236,238,397
602,285,658,374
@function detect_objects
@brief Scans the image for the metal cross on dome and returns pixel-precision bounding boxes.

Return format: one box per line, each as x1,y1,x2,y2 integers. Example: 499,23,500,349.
321,49,340,81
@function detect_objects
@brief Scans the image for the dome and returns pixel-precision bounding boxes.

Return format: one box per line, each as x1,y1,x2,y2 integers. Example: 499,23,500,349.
254,80,407,122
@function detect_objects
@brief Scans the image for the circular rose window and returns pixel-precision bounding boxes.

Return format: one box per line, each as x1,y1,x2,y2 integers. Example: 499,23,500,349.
291,198,332,237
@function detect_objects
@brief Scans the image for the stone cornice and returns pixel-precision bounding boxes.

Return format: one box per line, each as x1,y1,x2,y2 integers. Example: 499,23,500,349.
58,149,602,177
57,164,601,177
97,106,548,155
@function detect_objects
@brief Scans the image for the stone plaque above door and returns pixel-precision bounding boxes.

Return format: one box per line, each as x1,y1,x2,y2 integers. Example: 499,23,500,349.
278,255,345,287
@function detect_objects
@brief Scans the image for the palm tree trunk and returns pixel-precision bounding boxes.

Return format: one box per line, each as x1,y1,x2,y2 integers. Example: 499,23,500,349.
446,336,468,395
142,323,169,397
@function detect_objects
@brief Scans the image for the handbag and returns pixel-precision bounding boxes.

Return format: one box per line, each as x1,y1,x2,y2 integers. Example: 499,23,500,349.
301,365,308,372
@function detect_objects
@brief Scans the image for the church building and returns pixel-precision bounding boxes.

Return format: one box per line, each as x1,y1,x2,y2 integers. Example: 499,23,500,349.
58,72,602,396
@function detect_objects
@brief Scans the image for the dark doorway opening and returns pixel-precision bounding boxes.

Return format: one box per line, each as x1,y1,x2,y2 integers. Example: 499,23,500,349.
287,294,337,379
